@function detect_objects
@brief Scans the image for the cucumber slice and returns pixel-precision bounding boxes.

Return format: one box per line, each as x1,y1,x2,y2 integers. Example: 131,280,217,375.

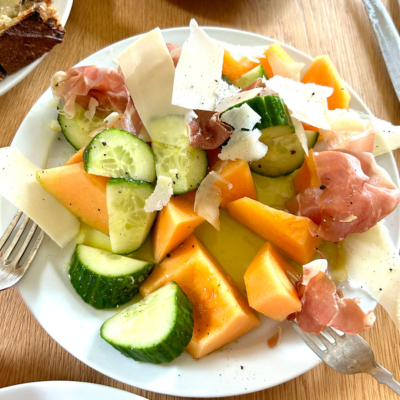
226,95,294,132
107,179,157,255
69,244,154,309
152,142,208,195
84,129,156,182
58,103,106,150
101,281,194,364
233,65,267,88
147,115,189,147
250,130,319,177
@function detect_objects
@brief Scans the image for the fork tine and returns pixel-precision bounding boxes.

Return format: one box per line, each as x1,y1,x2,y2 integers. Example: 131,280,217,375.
0,211,23,251
324,326,345,342
285,270,300,286
2,215,30,261
289,321,327,358
18,230,45,275
318,331,336,348
8,223,39,268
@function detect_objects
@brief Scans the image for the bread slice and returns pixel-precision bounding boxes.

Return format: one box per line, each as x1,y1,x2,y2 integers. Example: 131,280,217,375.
0,0,65,75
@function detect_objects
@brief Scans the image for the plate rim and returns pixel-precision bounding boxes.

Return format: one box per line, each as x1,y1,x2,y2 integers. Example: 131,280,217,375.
8,25,400,397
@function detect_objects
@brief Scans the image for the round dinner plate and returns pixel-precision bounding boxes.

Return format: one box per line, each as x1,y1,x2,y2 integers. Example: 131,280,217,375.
0,0,74,97
0,381,146,400
1,27,399,398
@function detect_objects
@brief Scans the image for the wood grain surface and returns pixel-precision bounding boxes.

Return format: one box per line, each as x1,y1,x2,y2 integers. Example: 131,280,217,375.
1,0,400,398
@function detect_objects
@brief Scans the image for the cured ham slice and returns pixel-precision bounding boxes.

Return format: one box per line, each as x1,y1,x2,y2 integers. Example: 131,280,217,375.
290,150,400,242
51,66,143,135
295,270,375,334
166,43,181,66
188,110,233,149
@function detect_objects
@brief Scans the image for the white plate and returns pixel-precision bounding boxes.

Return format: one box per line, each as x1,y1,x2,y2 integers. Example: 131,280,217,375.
1,27,399,398
0,381,146,400
0,0,74,97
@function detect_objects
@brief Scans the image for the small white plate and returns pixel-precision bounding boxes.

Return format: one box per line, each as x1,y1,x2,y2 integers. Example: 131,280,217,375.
0,0,73,97
0,381,146,400
1,27,399,398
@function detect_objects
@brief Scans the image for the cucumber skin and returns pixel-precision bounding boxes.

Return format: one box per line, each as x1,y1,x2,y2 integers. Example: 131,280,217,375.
83,129,156,182
250,131,319,178
69,246,154,309
101,282,194,364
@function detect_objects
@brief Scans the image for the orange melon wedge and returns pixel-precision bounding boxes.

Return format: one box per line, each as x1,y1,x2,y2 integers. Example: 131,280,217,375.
152,191,204,264
65,147,85,165
37,162,109,234
293,149,320,194
245,242,301,321
140,235,260,359
222,50,259,82
227,197,321,264
212,159,257,208
259,42,295,79
302,55,350,110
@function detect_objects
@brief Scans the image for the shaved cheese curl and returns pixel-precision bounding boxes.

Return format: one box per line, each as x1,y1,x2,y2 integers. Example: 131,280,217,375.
267,50,304,81
219,129,268,162
194,171,224,230
144,176,173,212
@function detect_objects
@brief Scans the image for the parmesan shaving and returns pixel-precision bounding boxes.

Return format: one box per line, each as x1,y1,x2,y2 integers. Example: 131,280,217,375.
118,28,190,141
371,116,400,156
219,129,268,162
84,97,99,121
49,120,61,132
104,112,121,128
267,51,304,82
172,19,223,111
339,223,400,331
220,103,261,131
144,176,173,212
194,171,223,230
0,147,80,247
265,76,333,130
215,79,240,99
302,259,328,285
213,39,266,63
215,87,262,113
291,116,308,155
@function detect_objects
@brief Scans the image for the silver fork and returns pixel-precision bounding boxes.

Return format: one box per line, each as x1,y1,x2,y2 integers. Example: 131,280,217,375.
290,321,400,395
0,210,45,291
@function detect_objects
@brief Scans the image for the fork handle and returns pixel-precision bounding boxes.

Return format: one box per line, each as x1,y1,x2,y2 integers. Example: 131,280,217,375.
367,363,400,395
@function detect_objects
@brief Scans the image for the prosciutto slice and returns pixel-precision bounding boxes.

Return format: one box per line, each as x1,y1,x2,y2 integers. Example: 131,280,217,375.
188,110,233,149
296,271,375,334
51,66,142,135
289,150,400,242
166,43,181,67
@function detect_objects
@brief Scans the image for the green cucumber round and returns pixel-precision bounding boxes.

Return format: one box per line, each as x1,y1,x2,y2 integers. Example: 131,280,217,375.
58,103,106,150
250,130,319,177
152,142,208,195
84,129,156,182
101,281,194,364
107,178,157,255
69,244,154,309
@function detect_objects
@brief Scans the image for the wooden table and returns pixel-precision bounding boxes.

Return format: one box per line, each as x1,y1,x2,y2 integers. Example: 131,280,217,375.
1,0,400,398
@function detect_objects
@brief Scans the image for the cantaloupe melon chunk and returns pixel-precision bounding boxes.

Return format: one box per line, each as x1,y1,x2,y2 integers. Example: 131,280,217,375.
65,147,85,165
140,235,260,359
37,162,110,235
259,43,295,79
213,159,257,208
222,50,259,82
152,191,204,264
244,242,301,321
227,197,321,264
302,55,351,110
293,149,320,194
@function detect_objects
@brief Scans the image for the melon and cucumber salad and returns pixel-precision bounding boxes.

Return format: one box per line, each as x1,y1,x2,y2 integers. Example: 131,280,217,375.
24,20,400,364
